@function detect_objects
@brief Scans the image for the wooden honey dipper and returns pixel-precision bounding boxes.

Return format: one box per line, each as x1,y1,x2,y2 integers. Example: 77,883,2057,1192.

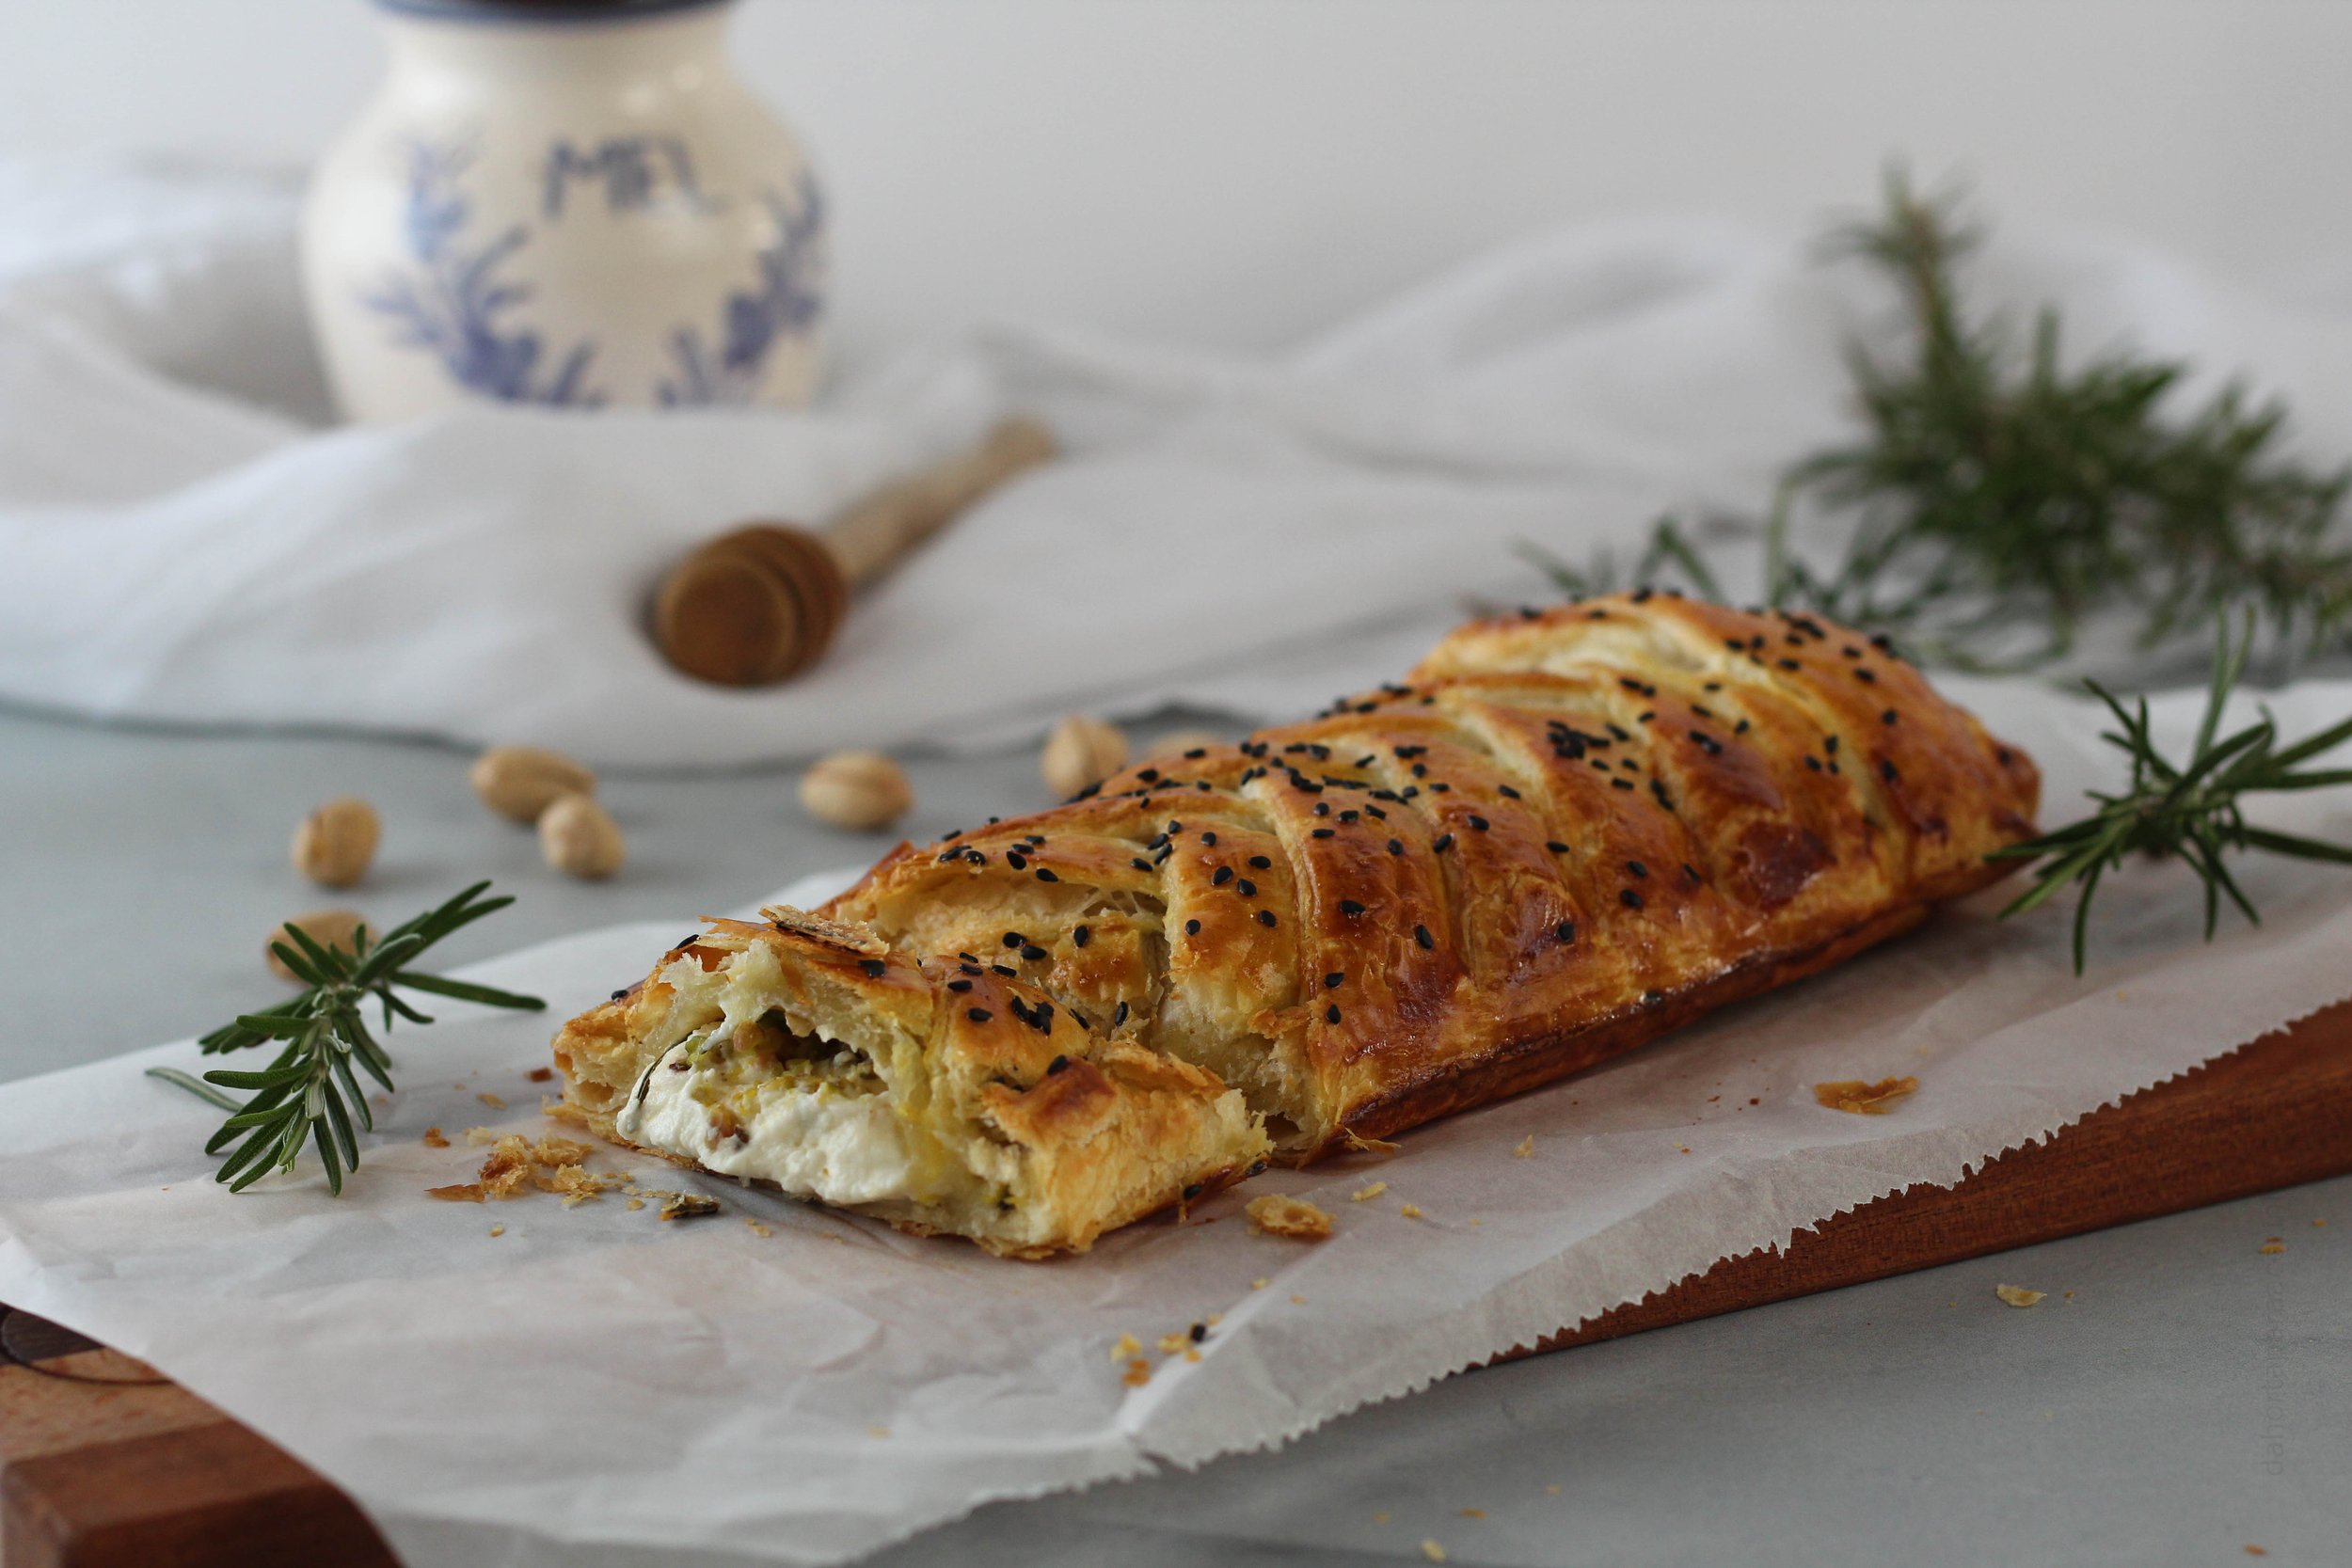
652,416,1057,687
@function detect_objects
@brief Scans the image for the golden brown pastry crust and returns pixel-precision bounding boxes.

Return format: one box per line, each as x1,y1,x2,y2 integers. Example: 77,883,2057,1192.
551,911,1266,1257
552,592,2039,1254
822,594,2038,1161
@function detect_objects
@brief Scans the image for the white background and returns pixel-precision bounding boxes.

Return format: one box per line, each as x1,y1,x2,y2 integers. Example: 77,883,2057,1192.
8,0,2350,368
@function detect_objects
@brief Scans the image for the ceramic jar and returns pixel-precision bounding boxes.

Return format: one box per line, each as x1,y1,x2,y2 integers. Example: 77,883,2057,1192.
301,0,826,421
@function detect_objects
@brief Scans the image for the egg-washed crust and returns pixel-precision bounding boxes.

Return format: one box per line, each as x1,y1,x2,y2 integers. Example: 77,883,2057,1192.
552,593,2038,1255
820,593,2040,1164
551,914,1267,1258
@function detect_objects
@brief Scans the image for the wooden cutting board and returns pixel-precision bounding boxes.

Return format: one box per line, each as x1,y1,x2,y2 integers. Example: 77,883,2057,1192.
7,1002,2349,1568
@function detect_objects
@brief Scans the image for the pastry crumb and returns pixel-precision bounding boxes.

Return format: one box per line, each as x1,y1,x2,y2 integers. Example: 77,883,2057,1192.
660,1194,723,1221
1157,1332,1190,1354
1372,1511,1391,1525
1422,1541,1447,1563
427,1182,485,1202
1111,1333,1141,1361
868,1425,891,1439
1512,1135,1534,1159
1290,1294,1306,1304
1458,1507,1486,1518
2259,1241,2285,1255
1342,1129,1400,1155
1399,1203,1422,1219
1994,1283,2045,1307
2245,1547,2267,1558
1544,1483,1560,1496
421,1128,450,1148
1813,1076,1919,1115
1121,1357,1152,1387
1247,1194,1333,1240
488,1224,504,1237
1184,1347,1201,1363
1251,1277,1270,1290
1351,1180,1389,1202
477,1092,507,1109
464,1126,500,1146
743,1218,772,1238
527,1066,554,1082
627,1196,645,1211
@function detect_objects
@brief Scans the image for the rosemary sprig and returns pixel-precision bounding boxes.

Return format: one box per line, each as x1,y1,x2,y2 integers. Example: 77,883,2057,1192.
1991,616,2352,972
1532,171,2352,670
145,882,543,1194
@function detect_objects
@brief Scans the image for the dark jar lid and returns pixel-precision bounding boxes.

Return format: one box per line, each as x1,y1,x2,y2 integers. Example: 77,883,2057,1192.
374,0,729,24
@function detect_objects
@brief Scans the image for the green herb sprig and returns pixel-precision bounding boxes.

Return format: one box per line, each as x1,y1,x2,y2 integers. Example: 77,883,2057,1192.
146,882,544,1194
1992,617,2352,972
1533,170,2352,671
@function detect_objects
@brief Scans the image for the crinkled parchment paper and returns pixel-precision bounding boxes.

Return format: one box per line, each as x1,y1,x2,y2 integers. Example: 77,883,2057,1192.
2,678,2348,1568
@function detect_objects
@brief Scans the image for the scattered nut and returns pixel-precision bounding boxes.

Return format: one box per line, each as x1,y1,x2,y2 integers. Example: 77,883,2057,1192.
539,792,625,879
1994,1283,2046,1307
470,745,596,824
1041,714,1127,797
292,797,379,888
1141,728,1228,762
800,751,914,831
264,909,366,979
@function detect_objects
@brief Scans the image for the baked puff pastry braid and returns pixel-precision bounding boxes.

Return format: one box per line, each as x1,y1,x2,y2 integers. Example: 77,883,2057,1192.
552,593,2038,1254
551,909,1267,1257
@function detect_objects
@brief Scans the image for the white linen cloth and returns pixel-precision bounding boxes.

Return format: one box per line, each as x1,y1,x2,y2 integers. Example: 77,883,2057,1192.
1,676,2348,1568
6,156,2352,765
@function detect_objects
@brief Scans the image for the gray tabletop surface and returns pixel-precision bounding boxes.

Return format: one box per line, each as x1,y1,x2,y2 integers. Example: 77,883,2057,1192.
4,702,2345,1567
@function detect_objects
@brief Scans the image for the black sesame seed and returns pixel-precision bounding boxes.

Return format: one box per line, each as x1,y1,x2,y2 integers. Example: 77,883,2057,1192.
1256,910,1277,927
860,958,886,977
1824,735,1839,753
1612,778,1635,792
1881,759,1900,782
1497,784,1520,800
992,963,1015,976
1621,889,1645,910
1415,924,1434,949
1201,831,1217,846
1312,800,1331,817
1035,867,1059,883
609,988,629,1001
1325,1004,1343,1025
1311,827,1335,839
1021,943,1048,961
947,978,973,992
1006,850,1028,870
1626,861,1648,879
1778,658,1801,671
1467,814,1490,832
1554,921,1576,943
1804,755,1822,771
1248,853,1273,870
1855,668,1878,683
1546,840,1569,853
1432,832,1454,852
1682,863,1701,881
1132,857,1152,872
1388,838,1405,856
966,1007,993,1023
1213,865,1235,885
1324,972,1344,989
1237,879,1257,896
1884,709,1900,725
1047,1054,1070,1075
1184,919,1201,936
1003,931,1025,948
1114,1001,1130,1026
1073,924,1091,948
674,933,700,952
1340,899,1366,917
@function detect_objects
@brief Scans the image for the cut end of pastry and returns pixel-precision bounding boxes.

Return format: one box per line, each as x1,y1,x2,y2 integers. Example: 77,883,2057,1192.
551,909,1268,1257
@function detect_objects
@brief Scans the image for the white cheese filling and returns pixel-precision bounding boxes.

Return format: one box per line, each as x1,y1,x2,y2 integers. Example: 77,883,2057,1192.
622,1042,928,1206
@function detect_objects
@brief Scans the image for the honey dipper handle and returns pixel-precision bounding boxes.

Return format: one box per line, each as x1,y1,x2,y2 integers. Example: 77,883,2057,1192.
820,416,1058,587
